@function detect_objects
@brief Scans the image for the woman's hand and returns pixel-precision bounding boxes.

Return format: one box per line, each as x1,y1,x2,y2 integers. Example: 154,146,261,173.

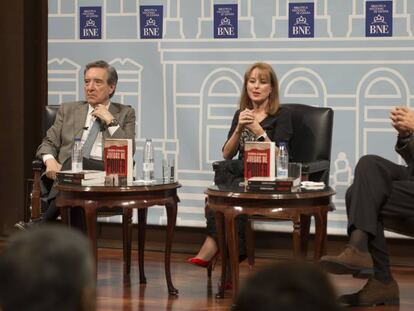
236,108,253,128
243,109,264,136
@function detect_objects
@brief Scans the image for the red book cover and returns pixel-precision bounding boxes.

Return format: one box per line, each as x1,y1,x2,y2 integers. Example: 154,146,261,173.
104,145,128,176
244,142,275,180
104,139,133,183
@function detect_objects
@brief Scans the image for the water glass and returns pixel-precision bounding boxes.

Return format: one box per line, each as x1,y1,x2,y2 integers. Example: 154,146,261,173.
288,162,302,181
162,159,175,182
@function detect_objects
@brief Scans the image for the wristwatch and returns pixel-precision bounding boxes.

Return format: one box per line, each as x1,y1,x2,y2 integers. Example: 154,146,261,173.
257,132,267,142
107,118,119,127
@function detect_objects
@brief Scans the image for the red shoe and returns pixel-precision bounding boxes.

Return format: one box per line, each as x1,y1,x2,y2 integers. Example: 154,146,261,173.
187,251,219,268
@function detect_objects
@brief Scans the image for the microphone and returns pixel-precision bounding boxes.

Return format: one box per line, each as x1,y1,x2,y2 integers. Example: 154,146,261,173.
74,126,89,140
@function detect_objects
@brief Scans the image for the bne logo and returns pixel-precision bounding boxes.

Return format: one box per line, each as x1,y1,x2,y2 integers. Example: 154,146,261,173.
370,24,389,34
217,26,234,36
83,28,99,37
144,27,159,36
292,25,311,35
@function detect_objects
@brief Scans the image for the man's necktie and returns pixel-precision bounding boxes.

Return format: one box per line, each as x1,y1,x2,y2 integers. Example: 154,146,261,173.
82,119,101,159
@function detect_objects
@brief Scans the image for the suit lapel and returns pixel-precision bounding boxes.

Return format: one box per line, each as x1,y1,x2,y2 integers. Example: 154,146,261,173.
74,102,89,139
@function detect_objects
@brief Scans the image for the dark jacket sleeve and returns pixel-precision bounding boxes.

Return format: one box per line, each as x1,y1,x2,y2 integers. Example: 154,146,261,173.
396,135,414,164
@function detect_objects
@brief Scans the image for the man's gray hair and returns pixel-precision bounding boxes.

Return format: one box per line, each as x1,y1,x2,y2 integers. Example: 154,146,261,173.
84,60,118,98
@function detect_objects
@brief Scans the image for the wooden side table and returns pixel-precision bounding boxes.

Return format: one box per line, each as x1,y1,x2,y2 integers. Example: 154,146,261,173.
55,181,181,295
205,185,335,299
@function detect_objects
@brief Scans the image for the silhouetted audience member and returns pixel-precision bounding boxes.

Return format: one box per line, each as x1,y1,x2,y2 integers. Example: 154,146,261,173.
0,226,95,311
234,260,343,311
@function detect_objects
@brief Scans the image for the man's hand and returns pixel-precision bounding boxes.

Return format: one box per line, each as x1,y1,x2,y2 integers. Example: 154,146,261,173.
390,106,414,136
45,158,62,180
92,104,115,125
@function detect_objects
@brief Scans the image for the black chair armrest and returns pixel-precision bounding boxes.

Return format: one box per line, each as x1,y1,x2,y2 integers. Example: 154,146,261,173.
32,159,44,170
212,160,224,171
301,160,330,175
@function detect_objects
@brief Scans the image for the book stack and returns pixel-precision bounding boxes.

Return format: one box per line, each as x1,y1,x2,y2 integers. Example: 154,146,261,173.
57,170,106,186
104,138,133,183
246,176,301,192
244,141,276,180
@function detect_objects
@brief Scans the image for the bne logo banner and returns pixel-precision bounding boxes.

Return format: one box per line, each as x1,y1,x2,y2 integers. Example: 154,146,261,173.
140,5,163,39
214,4,238,39
80,7,102,39
366,1,393,37
289,3,314,38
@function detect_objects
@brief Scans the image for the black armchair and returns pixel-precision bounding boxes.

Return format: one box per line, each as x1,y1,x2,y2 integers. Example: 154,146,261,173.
31,105,62,220
383,214,414,238
283,103,333,184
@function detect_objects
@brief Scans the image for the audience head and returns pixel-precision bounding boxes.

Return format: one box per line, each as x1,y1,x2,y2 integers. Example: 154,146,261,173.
0,225,95,311
240,62,280,115
84,60,118,99
234,260,342,311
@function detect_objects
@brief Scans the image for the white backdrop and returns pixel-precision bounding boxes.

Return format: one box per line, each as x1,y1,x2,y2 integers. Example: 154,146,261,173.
48,0,414,236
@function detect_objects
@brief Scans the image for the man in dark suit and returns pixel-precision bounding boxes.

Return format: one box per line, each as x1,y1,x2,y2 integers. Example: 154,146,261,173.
320,106,414,307
15,60,135,229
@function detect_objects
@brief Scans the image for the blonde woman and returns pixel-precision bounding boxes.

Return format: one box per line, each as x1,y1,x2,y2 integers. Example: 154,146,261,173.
188,62,293,270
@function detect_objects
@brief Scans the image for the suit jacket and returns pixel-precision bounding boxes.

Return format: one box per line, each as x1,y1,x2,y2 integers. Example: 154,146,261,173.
36,101,136,164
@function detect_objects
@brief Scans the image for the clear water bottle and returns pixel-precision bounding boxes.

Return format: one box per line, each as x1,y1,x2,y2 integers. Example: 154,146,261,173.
71,137,83,172
277,141,289,179
143,138,154,181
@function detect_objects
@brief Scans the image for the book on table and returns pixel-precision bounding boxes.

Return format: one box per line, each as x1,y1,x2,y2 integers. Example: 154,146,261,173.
57,176,106,186
57,170,106,180
246,184,300,192
246,176,301,192
104,138,133,183
244,141,276,180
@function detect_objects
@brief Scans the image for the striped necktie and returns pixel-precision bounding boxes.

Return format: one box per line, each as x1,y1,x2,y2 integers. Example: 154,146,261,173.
82,119,101,159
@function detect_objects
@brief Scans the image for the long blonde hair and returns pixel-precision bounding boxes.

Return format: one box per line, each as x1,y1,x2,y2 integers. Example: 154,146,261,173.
239,62,280,115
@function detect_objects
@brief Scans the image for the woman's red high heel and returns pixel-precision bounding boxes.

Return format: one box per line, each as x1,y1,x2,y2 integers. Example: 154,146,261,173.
187,251,220,268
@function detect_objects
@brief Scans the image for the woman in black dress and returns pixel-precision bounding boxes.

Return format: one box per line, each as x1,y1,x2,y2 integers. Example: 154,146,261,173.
188,62,293,268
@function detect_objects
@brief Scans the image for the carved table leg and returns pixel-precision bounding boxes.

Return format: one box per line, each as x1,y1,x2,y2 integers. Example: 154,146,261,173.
60,207,69,225
83,201,98,270
314,210,328,259
245,220,255,270
165,197,179,295
292,215,302,258
225,211,239,301
300,214,311,257
137,208,148,283
215,211,226,299
123,207,133,275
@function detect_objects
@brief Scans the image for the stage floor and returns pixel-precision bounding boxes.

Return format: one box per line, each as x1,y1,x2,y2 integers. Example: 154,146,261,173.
96,248,414,311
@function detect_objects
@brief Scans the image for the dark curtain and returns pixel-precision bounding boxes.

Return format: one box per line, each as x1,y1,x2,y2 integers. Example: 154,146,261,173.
0,0,47,236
